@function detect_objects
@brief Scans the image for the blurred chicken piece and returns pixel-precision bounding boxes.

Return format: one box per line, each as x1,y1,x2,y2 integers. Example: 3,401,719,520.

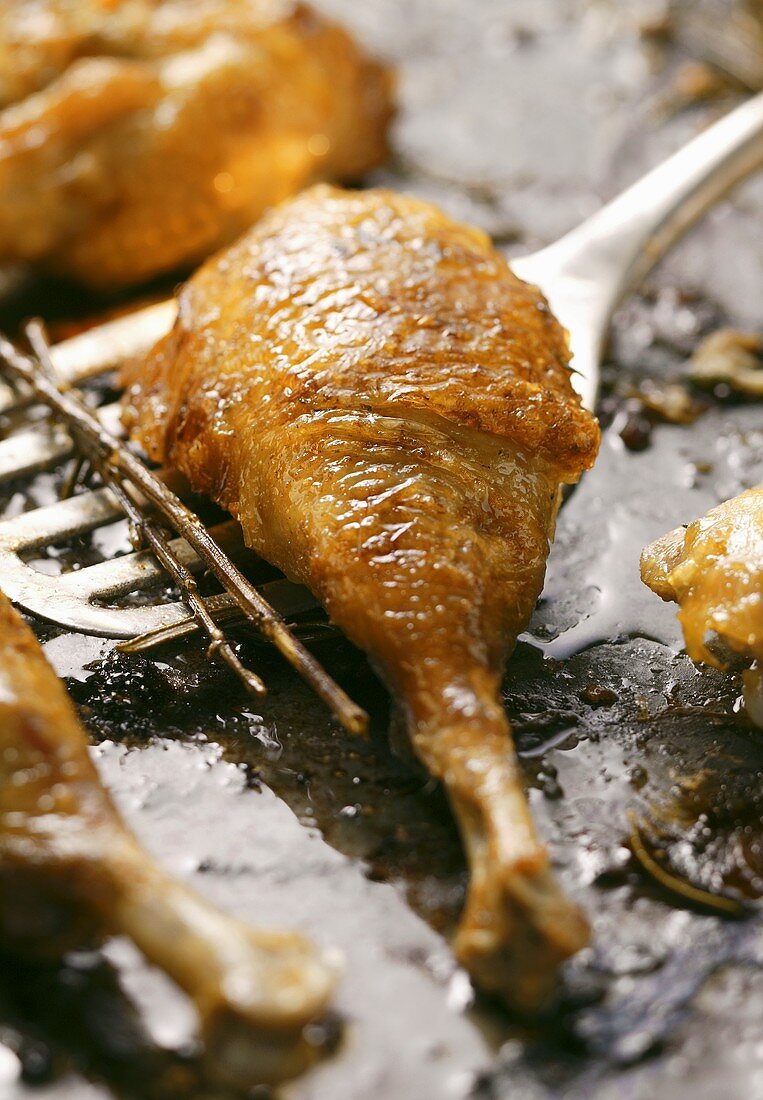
641,486,763,668
123,185,600,1010
0,0,392,289
0,590,337,1088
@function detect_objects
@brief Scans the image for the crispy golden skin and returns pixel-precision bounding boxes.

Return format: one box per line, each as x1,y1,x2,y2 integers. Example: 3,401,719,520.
0,0,392,289
124,185,600,1009
0,591,337,1087
641,485,763,667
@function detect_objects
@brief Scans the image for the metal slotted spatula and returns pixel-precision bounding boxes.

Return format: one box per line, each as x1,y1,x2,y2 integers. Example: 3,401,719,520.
1,91,763,642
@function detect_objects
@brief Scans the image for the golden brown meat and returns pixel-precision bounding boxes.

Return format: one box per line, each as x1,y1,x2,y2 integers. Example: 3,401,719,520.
641,486,763,668
641,486,763,727
0,0,391,289
123,185,600,1009
0,590,337,1087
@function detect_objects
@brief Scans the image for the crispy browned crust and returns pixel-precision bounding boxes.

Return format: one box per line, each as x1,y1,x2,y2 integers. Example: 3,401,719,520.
0,2,393,288
641,485,763,667
125,185,599,477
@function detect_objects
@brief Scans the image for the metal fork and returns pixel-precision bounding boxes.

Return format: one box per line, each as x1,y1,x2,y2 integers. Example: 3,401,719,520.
2,92,763,637
512,90,763,410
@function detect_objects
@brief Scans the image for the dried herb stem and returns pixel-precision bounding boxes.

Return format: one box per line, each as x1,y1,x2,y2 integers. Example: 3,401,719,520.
121,594,338,655
120,592,244,652
111,475,267,695
0,323,367,734
628,810,746,917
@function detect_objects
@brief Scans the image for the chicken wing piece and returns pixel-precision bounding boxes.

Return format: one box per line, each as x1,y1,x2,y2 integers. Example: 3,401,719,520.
641,485,763,726
123,185,600,1010
0,590,337,1087
0,1,392,290
641,486,763,667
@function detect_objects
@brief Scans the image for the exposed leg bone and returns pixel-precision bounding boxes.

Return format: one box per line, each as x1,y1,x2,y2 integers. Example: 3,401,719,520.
412,708,589,1009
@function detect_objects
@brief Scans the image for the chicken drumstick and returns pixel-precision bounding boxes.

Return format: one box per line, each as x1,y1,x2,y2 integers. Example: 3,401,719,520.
123,185,601,1009
0,591,337,1087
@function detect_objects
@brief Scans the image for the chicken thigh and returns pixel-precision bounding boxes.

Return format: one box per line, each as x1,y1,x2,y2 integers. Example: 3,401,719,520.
123,185,601,1009
0,0,392,289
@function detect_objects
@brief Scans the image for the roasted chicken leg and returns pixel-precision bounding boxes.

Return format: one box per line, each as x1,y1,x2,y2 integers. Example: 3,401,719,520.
0,0,392,289
123,185,600,1009
0,590,337,1087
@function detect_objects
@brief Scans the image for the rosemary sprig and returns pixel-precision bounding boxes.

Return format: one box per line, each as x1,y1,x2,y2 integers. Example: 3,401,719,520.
120,592,246,652
121,602,339,655
26,317,266,696
60,453,92,500
106,471,267,696
118,581,329,654
0,322,368,735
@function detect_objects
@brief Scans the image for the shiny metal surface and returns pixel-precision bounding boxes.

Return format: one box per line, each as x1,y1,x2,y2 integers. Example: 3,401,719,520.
513,90,763,409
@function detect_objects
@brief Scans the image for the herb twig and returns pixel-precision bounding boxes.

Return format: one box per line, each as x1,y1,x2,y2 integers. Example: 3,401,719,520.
628,810,746,916
0,322,368,735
